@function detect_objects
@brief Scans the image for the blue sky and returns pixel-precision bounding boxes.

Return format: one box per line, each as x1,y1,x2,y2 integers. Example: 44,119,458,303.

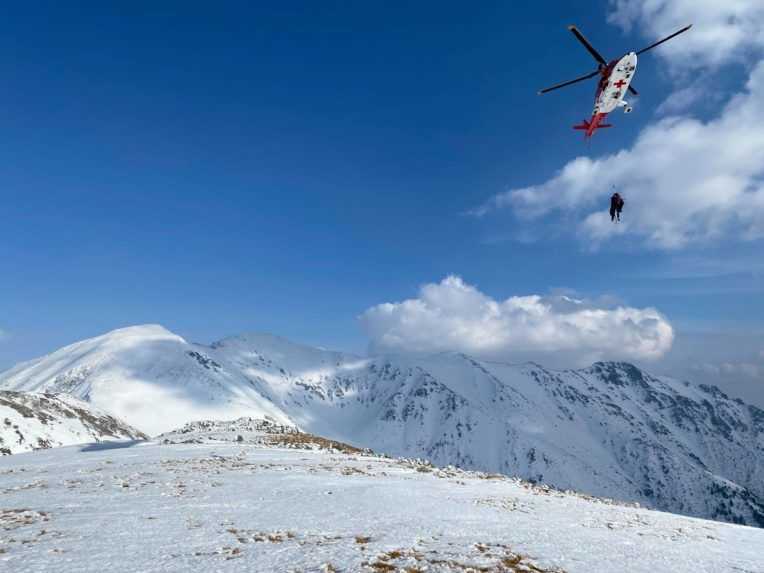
1,2,762,403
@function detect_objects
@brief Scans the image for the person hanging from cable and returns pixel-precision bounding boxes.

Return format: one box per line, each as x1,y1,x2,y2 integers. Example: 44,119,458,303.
610,190,624,222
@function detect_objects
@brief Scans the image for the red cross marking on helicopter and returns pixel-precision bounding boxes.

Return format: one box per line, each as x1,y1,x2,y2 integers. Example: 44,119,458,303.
614,79,627,88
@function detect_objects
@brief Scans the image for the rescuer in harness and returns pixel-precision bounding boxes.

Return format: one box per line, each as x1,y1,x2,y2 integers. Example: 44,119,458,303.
610,192,624,222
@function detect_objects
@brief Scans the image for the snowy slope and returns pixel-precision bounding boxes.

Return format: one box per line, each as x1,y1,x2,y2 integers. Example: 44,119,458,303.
0,391,146,455
0,325,293,435
1,325,763,527
0,426,762,573
156,416,372,454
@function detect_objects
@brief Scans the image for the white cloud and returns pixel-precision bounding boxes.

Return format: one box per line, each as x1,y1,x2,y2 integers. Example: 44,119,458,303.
655,82,707,115
359,276,674,366
474,62,764,250
608,0,764,68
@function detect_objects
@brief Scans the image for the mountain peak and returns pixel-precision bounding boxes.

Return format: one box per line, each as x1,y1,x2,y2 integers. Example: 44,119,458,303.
96,323,183,342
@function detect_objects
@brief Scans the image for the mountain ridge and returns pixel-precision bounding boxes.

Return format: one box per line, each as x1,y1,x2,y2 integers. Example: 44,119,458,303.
1,324,762,527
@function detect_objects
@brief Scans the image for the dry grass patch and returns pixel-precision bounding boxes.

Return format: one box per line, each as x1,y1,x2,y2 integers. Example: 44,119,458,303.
263,431,370,454
227,527,296,544
368,561,397,572
0,509,50,530
342,466,370,476
362,544,562,573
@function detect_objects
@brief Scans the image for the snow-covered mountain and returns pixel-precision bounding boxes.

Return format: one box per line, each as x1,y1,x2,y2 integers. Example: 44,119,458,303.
0,391,146,454
1,324,763,527
2,423,763,573
0,325,293,434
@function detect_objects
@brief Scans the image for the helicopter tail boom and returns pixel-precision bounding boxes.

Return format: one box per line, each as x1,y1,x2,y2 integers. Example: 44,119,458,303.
573,113,612,138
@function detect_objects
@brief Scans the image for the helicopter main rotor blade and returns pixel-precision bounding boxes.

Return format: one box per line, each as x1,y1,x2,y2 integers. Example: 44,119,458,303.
538,70,600,94
635,24,693,56
568,25,608,66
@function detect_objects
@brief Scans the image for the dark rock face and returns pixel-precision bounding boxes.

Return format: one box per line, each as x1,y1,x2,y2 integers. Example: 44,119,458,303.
187,351,222,371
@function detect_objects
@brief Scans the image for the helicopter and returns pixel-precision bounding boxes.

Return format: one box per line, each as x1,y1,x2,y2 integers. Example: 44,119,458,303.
539,24,693,138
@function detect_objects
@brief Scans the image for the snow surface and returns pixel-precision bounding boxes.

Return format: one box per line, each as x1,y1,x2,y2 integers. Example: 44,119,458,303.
0,428,762,573
1,325,763,527
0,391,146,455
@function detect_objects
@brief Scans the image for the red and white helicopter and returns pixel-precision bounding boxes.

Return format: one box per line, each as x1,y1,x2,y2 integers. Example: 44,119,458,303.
539,24,692,138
